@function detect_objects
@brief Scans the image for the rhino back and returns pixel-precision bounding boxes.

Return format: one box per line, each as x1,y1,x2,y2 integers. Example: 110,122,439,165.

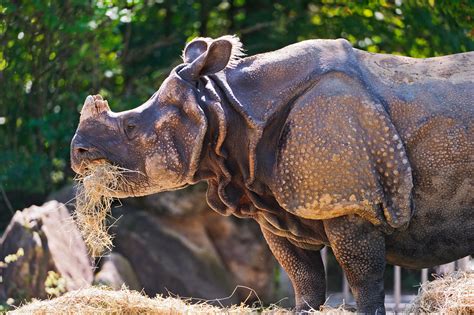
356,51,473,216
354,51,474,263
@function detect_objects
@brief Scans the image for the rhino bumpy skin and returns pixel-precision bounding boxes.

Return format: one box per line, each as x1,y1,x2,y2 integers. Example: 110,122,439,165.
71,36,474,314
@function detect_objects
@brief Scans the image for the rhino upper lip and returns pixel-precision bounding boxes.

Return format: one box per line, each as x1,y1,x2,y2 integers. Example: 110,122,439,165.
83,158,108,170
74,158,108,175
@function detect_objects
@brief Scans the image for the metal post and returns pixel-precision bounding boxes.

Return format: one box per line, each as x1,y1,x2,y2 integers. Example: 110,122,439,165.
343,272,350,302
321,247,327,268
394,266,401,313
421,268,428,284
321,247,328,278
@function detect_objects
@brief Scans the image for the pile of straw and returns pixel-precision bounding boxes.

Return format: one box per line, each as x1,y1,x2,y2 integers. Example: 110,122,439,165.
408,271,473,314
10,271,474,314
10,287,353,314
74,163,135,257
11,287,237,315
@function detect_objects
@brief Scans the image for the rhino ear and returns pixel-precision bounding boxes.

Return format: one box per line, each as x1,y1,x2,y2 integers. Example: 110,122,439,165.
182,38,209,64
179,35,243,81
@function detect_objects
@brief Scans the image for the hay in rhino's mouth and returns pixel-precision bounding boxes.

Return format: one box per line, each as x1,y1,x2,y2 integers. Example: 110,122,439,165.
74,162,142,257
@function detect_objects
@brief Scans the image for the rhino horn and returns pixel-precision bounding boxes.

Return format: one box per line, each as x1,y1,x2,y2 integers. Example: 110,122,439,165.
79,94,110,123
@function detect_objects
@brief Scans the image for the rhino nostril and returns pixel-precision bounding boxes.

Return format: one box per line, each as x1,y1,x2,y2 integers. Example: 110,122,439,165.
76,147,89,154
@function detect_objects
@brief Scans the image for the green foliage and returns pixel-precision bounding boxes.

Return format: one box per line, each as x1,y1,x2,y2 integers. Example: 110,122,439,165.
0,1,123,199
0,0,473,210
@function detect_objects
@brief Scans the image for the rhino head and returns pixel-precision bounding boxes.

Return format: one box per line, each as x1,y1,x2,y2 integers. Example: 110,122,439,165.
70,36,242,197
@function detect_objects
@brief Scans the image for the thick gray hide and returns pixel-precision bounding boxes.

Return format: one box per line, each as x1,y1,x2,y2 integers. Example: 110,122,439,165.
201,39,471,243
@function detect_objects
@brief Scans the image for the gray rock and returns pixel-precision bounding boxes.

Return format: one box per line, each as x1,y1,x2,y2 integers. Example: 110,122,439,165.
204,214,276,302
0,201,93,302
109,204,277,305
111,209,238,304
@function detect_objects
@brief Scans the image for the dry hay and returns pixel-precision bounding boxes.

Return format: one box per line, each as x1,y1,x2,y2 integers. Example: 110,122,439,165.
407,271,473,314
74,163,138,257
11,271,473,314
9,286,353,315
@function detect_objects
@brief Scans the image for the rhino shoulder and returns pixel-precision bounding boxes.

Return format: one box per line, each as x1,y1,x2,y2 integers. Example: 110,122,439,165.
269,71,413,230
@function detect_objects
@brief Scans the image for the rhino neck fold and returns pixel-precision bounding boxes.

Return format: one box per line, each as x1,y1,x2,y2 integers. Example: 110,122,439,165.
192,75,261,217
189,74,330,248
191,74,287,220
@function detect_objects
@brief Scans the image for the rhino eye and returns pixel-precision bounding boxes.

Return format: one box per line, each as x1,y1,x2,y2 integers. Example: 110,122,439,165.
124,122,137,139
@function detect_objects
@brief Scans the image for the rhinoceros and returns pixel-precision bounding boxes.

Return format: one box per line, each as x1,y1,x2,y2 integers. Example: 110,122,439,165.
71,35,473,314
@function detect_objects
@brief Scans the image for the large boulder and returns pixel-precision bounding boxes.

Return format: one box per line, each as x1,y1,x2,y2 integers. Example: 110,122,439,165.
204,213,276,302
0,201,93,302
112,209,237,303
111,189,276,304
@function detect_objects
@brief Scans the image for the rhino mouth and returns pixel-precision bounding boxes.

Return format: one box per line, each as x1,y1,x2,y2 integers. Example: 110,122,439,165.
81,158,108,173
74,158,149,198
72,156,116,176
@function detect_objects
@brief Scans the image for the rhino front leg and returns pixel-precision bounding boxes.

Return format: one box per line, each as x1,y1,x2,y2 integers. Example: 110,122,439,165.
324,215,386,314
260,227,326,311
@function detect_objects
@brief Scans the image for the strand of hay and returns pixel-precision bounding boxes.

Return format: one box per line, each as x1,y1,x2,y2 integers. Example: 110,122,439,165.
74,163,138,257
407,271,474,314
10,286,353,315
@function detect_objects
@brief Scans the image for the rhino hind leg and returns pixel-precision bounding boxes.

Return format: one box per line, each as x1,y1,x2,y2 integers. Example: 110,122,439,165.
324,215,386,314
260,227,326,311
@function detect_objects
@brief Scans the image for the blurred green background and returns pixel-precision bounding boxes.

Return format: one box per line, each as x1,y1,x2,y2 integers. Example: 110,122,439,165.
0,0,473,217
